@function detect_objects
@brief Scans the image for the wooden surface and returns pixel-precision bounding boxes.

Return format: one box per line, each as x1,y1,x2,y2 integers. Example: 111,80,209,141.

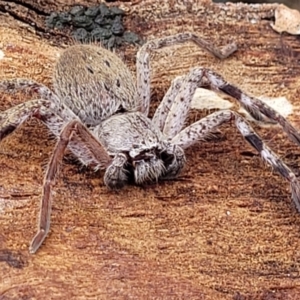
1,0,300,299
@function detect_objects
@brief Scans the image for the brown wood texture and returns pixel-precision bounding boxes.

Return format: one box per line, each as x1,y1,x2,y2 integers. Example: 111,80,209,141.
1,0,300,299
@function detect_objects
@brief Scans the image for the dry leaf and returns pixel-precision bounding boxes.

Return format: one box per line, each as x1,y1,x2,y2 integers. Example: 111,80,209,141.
271,4,300,35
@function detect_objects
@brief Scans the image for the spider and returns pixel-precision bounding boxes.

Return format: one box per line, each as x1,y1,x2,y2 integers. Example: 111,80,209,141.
1,32,300,254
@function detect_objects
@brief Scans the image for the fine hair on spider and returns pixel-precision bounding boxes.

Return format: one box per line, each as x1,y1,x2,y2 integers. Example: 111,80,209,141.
1,32,300,254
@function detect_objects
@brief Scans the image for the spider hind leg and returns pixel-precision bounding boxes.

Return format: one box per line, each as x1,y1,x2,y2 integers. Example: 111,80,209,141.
0,99,55,141
30,119,112,253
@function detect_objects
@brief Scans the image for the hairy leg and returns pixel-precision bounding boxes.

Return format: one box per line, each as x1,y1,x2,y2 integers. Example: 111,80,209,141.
30,119,112,253
104,153,128,189
205,70,300,144
0,99,108,168
152,75,184,131
136,32,237,115
155,67,300,145
0,78,60,104
0,99,57,140
162,68,204,138
172,110,300,211
0,79,80,121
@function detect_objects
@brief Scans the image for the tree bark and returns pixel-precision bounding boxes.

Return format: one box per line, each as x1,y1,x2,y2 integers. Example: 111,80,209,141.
1,0,300,299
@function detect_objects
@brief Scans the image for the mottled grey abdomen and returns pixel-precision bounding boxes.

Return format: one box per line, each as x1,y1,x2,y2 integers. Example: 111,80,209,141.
53,44,139,126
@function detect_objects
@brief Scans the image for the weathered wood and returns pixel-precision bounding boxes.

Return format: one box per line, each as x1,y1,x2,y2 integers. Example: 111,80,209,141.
1,0,300,299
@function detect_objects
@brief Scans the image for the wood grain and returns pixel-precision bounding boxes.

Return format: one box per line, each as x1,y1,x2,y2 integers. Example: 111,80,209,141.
1,1,300,299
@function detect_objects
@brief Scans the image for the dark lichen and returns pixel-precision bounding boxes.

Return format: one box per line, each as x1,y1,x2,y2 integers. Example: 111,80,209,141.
45,3,143,48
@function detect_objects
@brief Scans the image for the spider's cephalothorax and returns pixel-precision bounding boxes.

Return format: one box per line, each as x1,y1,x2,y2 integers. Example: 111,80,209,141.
1,32,300,254
95,111,185,187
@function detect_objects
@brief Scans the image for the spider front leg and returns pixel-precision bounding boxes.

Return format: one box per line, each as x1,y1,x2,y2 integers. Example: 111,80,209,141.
153,67,300,147
152,75,184,131
0,97,113,252
171,110,300,212
136,32,237,115
30,119,112,253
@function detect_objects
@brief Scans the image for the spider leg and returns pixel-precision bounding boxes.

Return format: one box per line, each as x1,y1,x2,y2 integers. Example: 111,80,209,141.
0,78,79,133
0,99,113,252
0,99,57,140
103,153,128,189
30,119,112,253
0,78,60,104
0,99,107,168
162,68,204,137
205,70,300,145
156,68,300,146
136,32,237,115
171,110,300,212
152,75,185,131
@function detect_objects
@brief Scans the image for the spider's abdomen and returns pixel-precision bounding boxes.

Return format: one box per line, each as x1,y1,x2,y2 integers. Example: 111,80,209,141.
53,44,139,126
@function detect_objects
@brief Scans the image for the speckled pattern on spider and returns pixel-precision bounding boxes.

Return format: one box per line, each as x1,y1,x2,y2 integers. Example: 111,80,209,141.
1,32,300,254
